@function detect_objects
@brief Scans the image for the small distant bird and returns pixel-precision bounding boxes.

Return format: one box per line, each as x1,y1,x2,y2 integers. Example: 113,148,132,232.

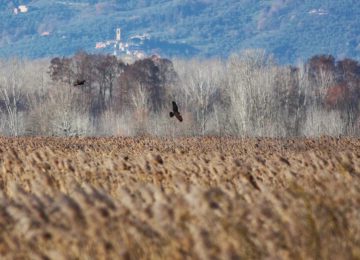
169,101,183,122
73,79,86,86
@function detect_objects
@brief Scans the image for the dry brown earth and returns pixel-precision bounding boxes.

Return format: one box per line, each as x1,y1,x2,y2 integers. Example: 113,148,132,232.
0,136,359,259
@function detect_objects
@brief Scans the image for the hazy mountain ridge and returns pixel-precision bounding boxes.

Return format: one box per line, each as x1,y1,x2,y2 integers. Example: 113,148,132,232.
0,0,359,63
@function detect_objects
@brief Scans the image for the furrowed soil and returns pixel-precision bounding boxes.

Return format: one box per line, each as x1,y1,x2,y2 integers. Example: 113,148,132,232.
0,136,359,259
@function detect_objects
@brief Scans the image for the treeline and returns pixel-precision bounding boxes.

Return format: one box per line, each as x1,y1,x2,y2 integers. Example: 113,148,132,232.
0,49,359,137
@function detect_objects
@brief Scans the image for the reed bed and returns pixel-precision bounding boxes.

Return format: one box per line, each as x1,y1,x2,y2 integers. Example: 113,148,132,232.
0,136,359,259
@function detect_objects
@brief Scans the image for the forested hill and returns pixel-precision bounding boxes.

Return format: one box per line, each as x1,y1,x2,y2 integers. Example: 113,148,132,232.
0,0,359,63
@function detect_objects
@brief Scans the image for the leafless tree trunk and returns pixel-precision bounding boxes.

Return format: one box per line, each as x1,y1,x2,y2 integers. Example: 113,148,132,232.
0,59,25,136
131,82,151,134
174,59,223,135
226,50,283,136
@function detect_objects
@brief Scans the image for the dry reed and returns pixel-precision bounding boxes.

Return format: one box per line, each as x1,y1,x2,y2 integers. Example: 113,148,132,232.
0,136,359,259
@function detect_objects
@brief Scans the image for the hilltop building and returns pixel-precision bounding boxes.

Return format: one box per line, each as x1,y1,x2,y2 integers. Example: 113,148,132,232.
95,27,150,60
14,5,28,14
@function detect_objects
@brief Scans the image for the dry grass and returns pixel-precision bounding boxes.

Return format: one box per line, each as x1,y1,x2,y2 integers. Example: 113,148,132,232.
0,136,359,259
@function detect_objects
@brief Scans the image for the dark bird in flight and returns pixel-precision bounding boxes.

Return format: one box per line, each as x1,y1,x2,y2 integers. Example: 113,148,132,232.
169,101,183,122
73,79,86,86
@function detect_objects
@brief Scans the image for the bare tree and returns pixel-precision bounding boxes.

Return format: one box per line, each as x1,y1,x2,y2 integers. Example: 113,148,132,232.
226,50,286,136
173,58,224,135
50,84,91,136
0,59,26,136
130,82,151,134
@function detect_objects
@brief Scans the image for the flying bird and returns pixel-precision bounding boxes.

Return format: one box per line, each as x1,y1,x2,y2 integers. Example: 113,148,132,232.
73,79,86,86
169,101,183,122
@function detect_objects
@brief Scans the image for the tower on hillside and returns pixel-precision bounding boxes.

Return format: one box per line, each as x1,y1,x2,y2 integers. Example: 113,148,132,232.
114,28,121,56
116,28,121,42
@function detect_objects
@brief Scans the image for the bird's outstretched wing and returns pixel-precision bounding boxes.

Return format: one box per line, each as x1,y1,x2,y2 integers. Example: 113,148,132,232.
175,113,183,122
170,101,183,122
73,80,86,86
172,101,179,113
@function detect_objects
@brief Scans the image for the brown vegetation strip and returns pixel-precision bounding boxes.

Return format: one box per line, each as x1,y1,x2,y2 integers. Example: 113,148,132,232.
0,136,359,259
